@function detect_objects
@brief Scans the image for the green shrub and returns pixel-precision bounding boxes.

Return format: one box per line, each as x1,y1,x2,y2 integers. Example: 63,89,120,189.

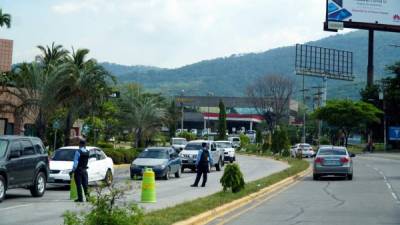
271,129,290,155
63,184,143,225
281,148,290,157
220,164,245,193
177,131,196,141
319,136,330,145
245,144,259,153
103,148,139,164
97,142,114,149
239,134,250,148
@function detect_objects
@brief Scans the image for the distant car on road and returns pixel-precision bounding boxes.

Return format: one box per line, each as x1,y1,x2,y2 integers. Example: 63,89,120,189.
215,141,236,163
171,137,187,152
290,143,315,158
130,147,181,180
0,136,49,202
228,136,241,148
313,146,355,180
179,140,224,172
48,146,114,185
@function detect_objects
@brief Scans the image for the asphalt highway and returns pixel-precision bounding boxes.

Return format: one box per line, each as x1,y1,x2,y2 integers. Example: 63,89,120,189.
0,154,288,225
208,154,400,225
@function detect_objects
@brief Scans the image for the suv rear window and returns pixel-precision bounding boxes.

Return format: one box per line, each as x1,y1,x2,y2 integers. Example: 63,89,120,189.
0,140,8,158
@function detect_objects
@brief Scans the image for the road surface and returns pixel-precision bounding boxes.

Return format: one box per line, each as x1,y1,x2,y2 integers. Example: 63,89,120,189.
0,154,288,225
208,154,400,225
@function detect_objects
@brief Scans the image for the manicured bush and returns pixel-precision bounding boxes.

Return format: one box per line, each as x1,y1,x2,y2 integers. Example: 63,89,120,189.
97,142,114,149
245,144,259,153
271,128,290,155
220,164,245,193
239,134,250,148
177,131,196,141
102,148,139,164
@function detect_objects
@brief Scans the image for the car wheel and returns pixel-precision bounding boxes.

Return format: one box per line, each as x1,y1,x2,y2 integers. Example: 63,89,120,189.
216,159,222,171
0,175,6,202
233,156,236,161
347,174,353,180
104,169,113,186
175,166,181,178
221,158,225,167
313,174,319,181
30,172,46,197
230,158,233,163
164,167,171,180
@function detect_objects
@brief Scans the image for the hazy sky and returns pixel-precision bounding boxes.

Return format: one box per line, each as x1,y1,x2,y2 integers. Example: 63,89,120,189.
1,0,345,68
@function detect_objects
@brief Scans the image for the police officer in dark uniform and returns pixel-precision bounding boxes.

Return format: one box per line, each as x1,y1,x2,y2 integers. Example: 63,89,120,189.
72,139,90,202
191,142,214,187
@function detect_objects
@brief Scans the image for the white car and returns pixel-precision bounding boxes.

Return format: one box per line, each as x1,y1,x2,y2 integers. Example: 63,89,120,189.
179,140,224,172
228,137,241,148
290,143,315,158
171,137,187,152
215,141,236,163
48,146,114,185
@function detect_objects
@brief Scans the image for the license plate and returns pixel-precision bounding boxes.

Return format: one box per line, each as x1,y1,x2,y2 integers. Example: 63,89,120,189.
324,160,340,166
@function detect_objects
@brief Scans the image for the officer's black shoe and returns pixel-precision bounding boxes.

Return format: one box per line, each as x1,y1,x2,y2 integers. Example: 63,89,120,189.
190,184,198,187
201,184,206,187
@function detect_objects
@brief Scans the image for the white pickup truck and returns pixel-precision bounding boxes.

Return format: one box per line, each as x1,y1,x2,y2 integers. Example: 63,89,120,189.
179,140,224,172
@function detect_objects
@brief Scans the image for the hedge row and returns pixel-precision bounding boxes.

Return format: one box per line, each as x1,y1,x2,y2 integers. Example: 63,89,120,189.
102,148,140,164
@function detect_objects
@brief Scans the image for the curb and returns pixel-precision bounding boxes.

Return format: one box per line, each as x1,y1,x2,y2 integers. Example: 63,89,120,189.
113,164,130,169
173,164,311,225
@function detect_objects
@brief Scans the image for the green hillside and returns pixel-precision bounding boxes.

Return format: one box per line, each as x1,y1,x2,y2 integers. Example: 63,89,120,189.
101,30,400,100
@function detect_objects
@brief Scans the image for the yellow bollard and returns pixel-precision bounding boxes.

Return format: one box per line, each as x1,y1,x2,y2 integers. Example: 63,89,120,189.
141,168,156,203
70,173,77,200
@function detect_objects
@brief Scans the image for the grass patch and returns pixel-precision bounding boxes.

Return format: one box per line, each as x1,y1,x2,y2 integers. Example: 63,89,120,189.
142,158,309,225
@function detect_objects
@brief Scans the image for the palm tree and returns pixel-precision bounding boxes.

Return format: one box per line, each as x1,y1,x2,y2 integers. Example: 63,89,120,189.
37,42,69,69
58,48,115,145
0,9,11,28
120,84,165,148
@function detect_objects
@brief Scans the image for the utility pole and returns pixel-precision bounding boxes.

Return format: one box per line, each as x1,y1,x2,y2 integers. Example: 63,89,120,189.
180,90,184,132
367,29,374,87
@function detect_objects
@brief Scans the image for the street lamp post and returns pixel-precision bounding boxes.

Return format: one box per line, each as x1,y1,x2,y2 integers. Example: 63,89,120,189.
180,90,184,132
379,90,386,152
207,92,214,138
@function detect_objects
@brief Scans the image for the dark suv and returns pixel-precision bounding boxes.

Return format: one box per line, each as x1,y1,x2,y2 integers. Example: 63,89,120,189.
0,135,49,202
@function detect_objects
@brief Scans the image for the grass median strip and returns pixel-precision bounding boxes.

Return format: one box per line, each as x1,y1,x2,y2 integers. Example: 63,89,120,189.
142,158,309,225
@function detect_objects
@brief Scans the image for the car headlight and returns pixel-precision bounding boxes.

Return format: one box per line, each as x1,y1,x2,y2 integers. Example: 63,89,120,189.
61,169,72,174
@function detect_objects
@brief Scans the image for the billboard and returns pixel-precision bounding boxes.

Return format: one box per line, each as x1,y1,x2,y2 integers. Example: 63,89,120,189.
326,0,400,32
389,126,400,141
0,39,13,72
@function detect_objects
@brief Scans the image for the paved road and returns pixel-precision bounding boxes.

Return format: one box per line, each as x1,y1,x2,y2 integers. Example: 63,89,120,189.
0,155,288,225
208,155,400,225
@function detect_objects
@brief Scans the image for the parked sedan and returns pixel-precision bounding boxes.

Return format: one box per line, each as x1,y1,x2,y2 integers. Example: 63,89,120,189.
215,141,236,163
290,143,315,158
313,146,355,180
48,147,114,185
130,147,181,180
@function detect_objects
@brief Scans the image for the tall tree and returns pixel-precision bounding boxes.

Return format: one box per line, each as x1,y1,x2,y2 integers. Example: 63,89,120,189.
165,99,180,138
0,9,11,28
313,100,382,146
218,99,227,140
246,74,294,130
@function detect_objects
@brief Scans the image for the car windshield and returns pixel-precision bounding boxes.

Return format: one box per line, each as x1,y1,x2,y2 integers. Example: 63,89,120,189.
216,142,231,148
52,149,78,161
138,149,169,159
173,139,185,145
0,140,8,158
185,143,203,150
318,148,347,156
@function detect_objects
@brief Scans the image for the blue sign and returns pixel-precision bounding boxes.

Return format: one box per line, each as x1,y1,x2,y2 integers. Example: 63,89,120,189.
389,127,400,141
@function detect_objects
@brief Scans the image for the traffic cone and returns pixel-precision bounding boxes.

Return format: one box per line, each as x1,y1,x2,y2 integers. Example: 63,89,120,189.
70,173,78,200
141,168,156,203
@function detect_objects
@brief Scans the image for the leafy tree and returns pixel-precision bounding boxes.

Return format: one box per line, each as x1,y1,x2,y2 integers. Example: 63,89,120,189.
0,9,11,28
313,100,382,146
271,128,290,155
217,100,227,140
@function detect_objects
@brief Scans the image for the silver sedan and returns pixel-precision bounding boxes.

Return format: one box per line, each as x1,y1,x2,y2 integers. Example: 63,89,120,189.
313,146,355,180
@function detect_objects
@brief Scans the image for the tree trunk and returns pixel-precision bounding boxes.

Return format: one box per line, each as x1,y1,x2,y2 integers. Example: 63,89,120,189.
64,110,73,146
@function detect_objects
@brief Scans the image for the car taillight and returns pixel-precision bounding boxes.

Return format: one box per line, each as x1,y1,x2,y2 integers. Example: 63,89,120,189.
340,157,350,164
315,157,324,164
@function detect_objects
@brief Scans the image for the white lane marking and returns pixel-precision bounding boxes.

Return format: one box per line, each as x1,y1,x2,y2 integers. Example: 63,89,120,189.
0,204,32,212
367,164,400,204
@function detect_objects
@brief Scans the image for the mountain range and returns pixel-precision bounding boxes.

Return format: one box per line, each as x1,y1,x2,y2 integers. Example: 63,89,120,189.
101,30,400,100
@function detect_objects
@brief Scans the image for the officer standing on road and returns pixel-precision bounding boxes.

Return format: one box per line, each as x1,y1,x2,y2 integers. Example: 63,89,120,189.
71,139,90,202
191,142,213,187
